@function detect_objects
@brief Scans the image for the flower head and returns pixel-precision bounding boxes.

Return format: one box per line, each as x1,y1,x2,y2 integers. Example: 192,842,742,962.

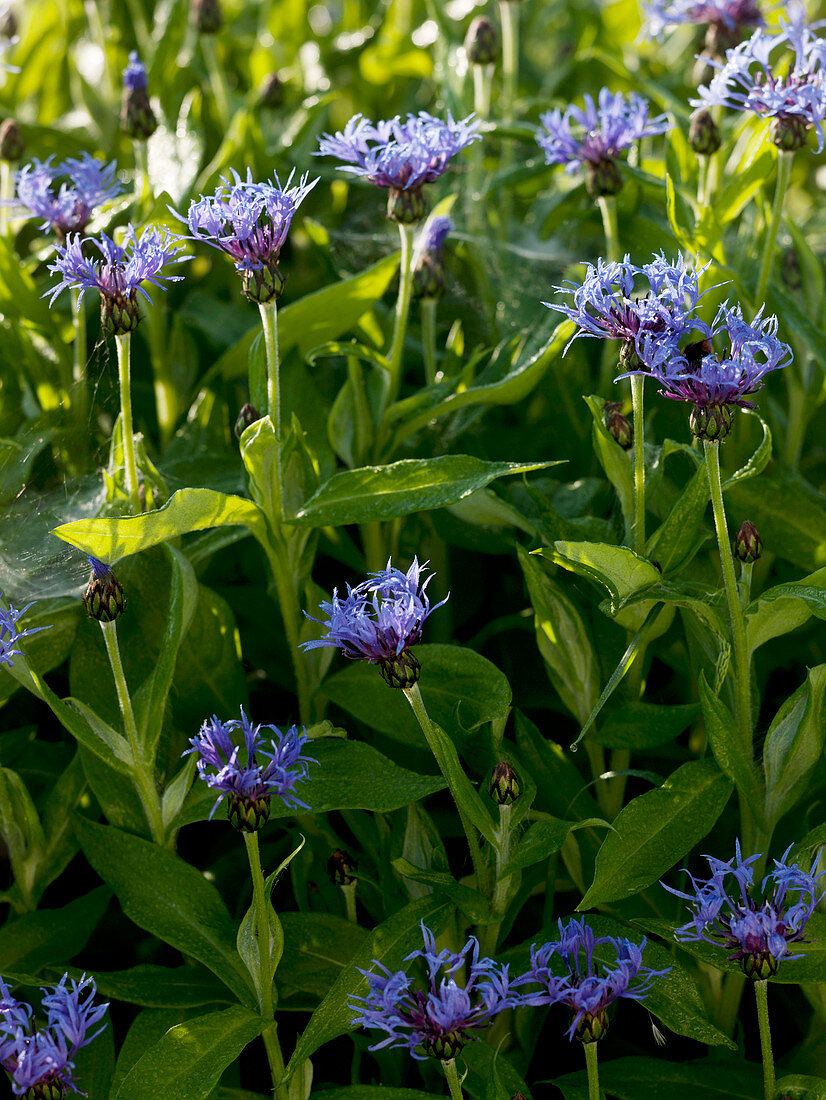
121,50,156,139
643,0,767,52
0,974,108,1097
46,225,185,334
184,707,315,831
300,558,449,689
351,922,517,1060
83,557,126,623
663,841,824,979
513,918,670,1042
537,89,671,195
14,154,123,239
0,597,48,669
172,168,317,302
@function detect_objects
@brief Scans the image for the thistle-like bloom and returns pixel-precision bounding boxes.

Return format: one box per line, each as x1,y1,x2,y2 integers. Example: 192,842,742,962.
14,154,123,239
0,974,108,1096
643,0,767,53
46,225,185,334
693,15,826,149
513,918,670,1043
300,558,449,689
171,168,317,303
663,841,825,979
536,89,671,196
413,215,453,300
317,112,481,223
184,707,315,831
351,922,518,1061
0,598,48,669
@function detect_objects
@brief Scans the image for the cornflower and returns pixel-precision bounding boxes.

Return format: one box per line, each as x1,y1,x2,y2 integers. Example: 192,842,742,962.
0,598,48,669
300,558,449,689
413,215,453,300
644,0,768,53
536,88,671,196
121,50,157,140
14,154,122,240
351,922,518,1061
184,706,315,831
0,974,108,1097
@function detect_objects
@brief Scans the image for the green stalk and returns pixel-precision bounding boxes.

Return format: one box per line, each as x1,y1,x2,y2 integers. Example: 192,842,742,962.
497,0,519,228
387,223,416,407
630,374,646,556
201,35,232,128
442,1058,464,1100
84,0,115,101
479,803,514,955
70,288,89,433
258,299,283,518
0,161,11,236
100,621,165,846
597,195,620,262
584,1041,601,1100
755,151,793,305
115,333,141,515
422,297,438,386
704,439,751,747
754,980,776,1100
341,882,358,923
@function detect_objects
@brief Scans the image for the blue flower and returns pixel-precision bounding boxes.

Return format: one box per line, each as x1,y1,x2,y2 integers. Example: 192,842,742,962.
663,841,825,979
0,974,108,1097
692,14,826,149
513,918,670,1043
300,558,449,689
122,50,147,90
184,707,315,830
420,214,453,254
14,154,123,238
351,922,517,1061
643,0,766,40
46,225,186,333
171,168,317,302
0,597,48,669
413,215,453,299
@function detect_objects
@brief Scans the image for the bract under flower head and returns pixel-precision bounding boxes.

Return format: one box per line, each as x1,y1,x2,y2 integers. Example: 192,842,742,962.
0,974,108,1097
663,841,825,979
0,597,48,669
300,558,449,688
513,918,670,1043
15,154,123,238
350,922,518,1060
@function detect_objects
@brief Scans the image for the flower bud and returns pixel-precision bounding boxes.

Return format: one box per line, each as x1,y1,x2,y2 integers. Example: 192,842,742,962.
734,520,762,564
258,72,284,110
0,7,17,39
619,339,639,372
575,1008,609,1044
121,55,157,141
227,792,271,832
771,115,808,152
704,21,741,59
327,848,358,886
379,647,421,689
689,402,734,442
0,118,24,162
234,402,261,439
413,216,452,301
585,157,622,198
242,260,285,304
426,1029,465,1061
603,401,633,449
740,953,779,981
489,761,521,806
688,109,721,156
24,1082,66,1100
83,559,126,623
102,290,141,335
387,185,427,225
465,16,499,66
192,0,223,34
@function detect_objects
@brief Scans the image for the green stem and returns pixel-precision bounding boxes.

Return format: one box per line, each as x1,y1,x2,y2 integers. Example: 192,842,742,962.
341,882,358,923
630,374,646,556
100,621,165,845
754,980,776,1100
84,0,115,100
480,803,514,955
387,222,416,407
584,1041,601,1100
201,35,232,128
268,542,312,724
258,300,283,518
497,0,519,229
704,440,752,747
598,195,620,262
0,161,11,236
442,1058,464,1100
739,561,754,610
422,297,438,386
473,63,493,121
70,288,89,433
134,141,150,211
755,151,793,306
115,333,141,515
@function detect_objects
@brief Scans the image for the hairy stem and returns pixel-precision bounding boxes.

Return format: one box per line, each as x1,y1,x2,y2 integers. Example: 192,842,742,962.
442,1058,464,1100
630,374,646,556
421,297,438,386
115,333,141,515
755,151,793,306
584,1041,601,1100
754,980,776,1100
387,222,416,407
598,195,620,262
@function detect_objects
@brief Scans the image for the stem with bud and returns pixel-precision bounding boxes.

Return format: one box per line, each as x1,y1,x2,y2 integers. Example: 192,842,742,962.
754,980,776,1100
755,151,793,306
584,1041,601,1100
115,333,142,515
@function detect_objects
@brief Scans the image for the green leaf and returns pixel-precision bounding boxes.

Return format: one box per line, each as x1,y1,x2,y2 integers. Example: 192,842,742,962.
292,457,556,527
588,703,699,749
307,1091,438,1100
698,672,765,825
390,859,490,922
745,565,826,653
645,457,709,574
555,1055,762,1100
726,472,826,572
90,965,234,1008
541,541,662,611
722,412,772,488
0,886,109,972
278,913,368,1006
580,760,733,908
417,714,498,845
504,817,609,876
776,1075,826,1099
461,1041,532,1100
583,394,635,538
112,1006,265,1100
763,664,826,825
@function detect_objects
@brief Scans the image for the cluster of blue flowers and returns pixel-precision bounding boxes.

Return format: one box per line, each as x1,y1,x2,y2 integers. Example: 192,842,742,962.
0,598,46,670
0,974,107,1096
14,154,122,239
644,0,765,41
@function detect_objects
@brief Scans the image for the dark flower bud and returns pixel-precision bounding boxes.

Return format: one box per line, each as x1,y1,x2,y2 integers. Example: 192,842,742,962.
603,401,633,449
0,7,17,39
585,157,622,198
83,559,126,623
734,520,762,563
327,848,358,886
193,0,223,34
689,402,734,441
121,85,157,141
619,339,639,372
258,72,284,110
228,792,271,832
242,260,285,304
0,118,24,162
426,1030,465,1060
25,1082,66,1100
740,953,779,981
234,402,261,439
771,115,808,151
465,16,499,66
489,761,521,806
387,185,427,225
102,290,141,335
704,21,741,59
511,1095,528,1100
575,1008,609,1044
689,109,721,156
379,647,421,689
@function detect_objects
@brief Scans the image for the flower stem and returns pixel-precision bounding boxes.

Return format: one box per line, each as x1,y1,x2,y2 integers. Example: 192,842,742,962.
598,195,620,262
480,803,514,956
755,151,793,306
341,882,358,923
0,160,11,237
100,620,165,845
258,299,283,517
704,439,751,747
584,1041,601,1100
630,374,646,556
497,0,519,227
115,333,141,515
421,297,438,386
442,1058,464,1100
754,980,776,1100
387,222,416,407
201,35,232,128
70,288,89,432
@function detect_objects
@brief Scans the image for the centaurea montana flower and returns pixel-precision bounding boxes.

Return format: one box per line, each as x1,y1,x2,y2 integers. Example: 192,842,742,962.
536,88,671,196
14,155,123,240
351,922,518,1061
171,168,317,303
663,840,825,979
513,918,671,1043
413,214,453,300
46,225,185,335
121,50,157,140
692,14,826,149
317,112,481,223
0,597,48,670
184,707,315,831
0,973,108,1097
643,0,768,54
300,558,449,689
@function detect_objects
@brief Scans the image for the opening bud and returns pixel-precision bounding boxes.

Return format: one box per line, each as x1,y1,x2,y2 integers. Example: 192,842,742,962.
83,559,126,623
688,110,721,156
193,0,223,34
585,157,622,198
489,761,521,806
603,401,633,449
0,7,18,39
734,520,761,563
0,118,24,162
102,289,141,335
234,402,261,439
121,87,157,142
379,647,421,689
387,185,427,225
242,260,285,304
465,16,499,66
413,252,446,301
327,848,358,886
740,954,779,981
575,1008,609,1044
425,1031,465,1061
771,115,808,152
689,402,734,442
227,792,271,833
